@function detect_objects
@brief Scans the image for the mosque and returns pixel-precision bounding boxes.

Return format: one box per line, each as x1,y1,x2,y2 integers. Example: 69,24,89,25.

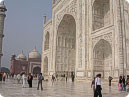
10,48,41,76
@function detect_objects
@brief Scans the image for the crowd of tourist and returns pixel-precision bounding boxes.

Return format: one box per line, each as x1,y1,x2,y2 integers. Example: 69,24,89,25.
1,71,129,97
0,72,44,90
0,71,75,91
91,74,129,97
118,75,129,92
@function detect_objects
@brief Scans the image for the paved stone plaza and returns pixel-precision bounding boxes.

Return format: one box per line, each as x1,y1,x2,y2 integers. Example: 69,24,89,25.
0,79,128,97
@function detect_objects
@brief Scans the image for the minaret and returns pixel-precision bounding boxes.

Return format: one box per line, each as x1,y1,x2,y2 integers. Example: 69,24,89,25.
0,0,7,72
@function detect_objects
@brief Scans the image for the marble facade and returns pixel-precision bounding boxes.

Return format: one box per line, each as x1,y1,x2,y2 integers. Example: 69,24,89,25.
42,0,129,79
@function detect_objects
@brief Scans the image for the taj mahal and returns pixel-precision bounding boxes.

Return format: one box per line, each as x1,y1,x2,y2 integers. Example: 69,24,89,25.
42,0,129,79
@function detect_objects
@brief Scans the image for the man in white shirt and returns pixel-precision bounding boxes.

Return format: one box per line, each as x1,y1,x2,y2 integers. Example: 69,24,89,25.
22,74,27,88
95,74,102,97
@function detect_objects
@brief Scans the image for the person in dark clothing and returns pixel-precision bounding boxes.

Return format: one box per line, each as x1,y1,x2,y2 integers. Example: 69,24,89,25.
37,73,44,90
108,76,113,86
126,75,129,92
0,73,2,81
71,72,75,82
52,74,55,85
119,76,122,84
122,76,126,91
27,73,33,88
118,76,122,91
65,72,68,82
91,77,96,97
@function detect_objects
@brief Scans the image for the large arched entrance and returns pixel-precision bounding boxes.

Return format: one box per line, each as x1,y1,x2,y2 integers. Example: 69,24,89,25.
93,39,112,78
44,56,48,75
56,14,76,76
33,66,41,75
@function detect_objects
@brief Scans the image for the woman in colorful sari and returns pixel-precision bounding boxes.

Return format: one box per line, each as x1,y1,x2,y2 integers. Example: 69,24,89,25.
118,76,122,91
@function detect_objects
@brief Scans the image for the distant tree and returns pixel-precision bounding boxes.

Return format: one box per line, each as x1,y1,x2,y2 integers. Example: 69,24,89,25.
1,67,10,73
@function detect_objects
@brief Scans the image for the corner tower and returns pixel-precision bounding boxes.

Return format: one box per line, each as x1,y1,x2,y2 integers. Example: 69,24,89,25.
0,0,7,71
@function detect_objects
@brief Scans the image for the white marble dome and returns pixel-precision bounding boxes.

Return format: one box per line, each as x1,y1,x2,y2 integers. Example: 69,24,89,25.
29,49,41,59
17,52,27,60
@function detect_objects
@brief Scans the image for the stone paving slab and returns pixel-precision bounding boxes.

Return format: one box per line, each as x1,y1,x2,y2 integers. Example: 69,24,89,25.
0,79,128,97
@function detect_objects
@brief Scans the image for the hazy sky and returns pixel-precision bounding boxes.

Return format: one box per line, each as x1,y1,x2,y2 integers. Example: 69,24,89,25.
2,0,52,68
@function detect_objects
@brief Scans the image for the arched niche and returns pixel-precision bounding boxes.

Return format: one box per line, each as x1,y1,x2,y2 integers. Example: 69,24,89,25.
33,66,41,75
92,0,110,31
93,39,112,78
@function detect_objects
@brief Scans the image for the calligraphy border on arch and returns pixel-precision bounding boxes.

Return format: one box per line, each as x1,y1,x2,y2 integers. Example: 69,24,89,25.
55,0,77,30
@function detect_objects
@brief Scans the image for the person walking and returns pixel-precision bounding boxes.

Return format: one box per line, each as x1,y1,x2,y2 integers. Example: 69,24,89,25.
27,73,33,88
56,74,58,81
122,76,126,91
13,74,17,83
52,74,55,85
94,74,102,97
118,76,122,91
22,73,27,88
2,73,6,82
126,75,129,92
91,77,96,97
17,74,21,84
0,72,2,81
108,76,113,86
37,73,44,90
66,73,68,82
71,72,75,82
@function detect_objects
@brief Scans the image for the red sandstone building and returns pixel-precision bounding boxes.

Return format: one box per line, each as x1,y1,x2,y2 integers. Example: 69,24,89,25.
10,49,41,75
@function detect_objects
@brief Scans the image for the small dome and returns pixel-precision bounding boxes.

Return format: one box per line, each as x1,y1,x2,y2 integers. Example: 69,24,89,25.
17,52,27,60
29,49,41,59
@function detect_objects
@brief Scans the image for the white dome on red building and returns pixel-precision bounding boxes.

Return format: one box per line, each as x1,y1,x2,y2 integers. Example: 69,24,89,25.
17,52,27,60
29,49,41,59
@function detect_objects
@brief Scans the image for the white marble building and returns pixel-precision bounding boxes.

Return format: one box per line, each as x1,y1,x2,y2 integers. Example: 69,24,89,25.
42,0,129,79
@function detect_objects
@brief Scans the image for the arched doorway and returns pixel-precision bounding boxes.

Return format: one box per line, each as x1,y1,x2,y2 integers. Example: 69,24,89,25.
44,56,48,75
33,66,41,75
93,39,112,78
56,14,76,76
